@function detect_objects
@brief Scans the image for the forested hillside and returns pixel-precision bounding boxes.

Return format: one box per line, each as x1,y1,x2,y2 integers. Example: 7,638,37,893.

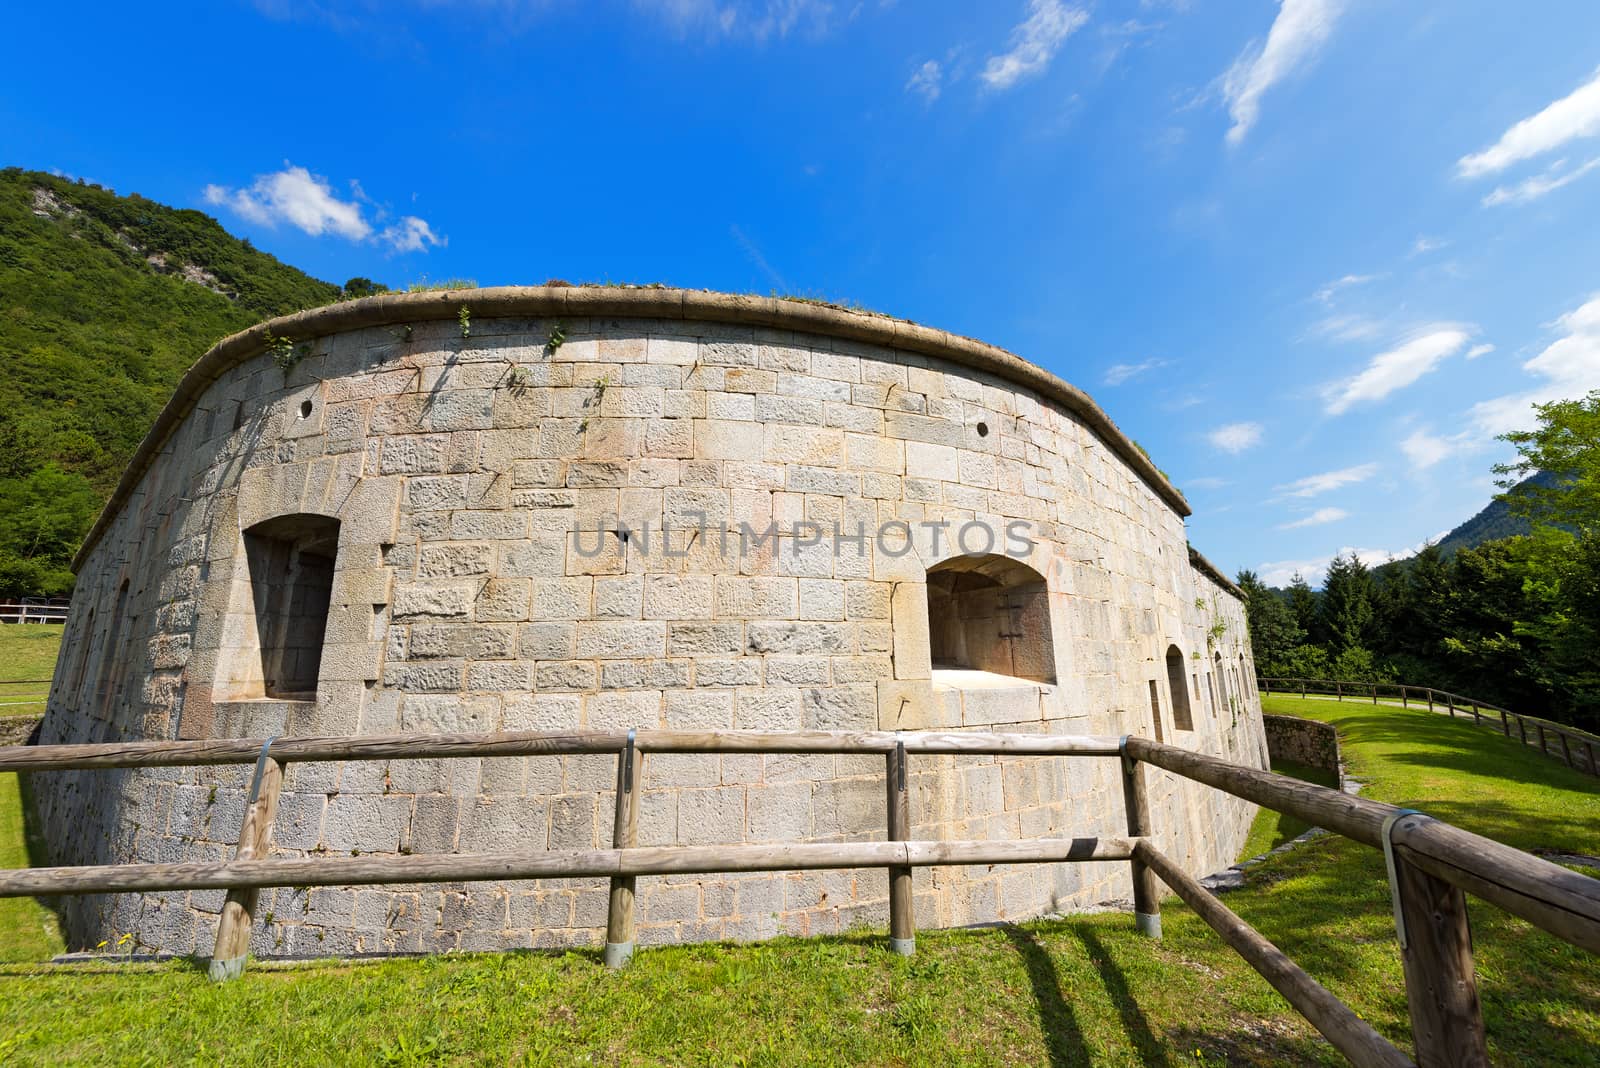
1432,470,1560,555
0,168,343,595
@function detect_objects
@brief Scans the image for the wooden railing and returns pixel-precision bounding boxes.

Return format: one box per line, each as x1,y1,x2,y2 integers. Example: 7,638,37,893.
0,600,68,625
1259,676,1600,778
3,728,1598,1067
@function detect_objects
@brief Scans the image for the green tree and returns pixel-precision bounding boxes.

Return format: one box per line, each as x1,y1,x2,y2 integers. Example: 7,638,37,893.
1319,553,1374,653
1495,389,1600,533
1237,569,1303,670
1286,572,1319,643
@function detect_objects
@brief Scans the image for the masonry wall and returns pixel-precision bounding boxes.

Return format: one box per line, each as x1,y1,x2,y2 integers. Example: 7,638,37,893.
36,305,1266,957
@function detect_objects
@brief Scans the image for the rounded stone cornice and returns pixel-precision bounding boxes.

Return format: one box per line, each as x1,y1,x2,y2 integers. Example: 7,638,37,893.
72,286,1190,570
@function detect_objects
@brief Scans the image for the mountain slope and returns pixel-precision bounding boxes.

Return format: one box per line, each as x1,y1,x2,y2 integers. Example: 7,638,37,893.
1433,470,1559,557
0,168,342,594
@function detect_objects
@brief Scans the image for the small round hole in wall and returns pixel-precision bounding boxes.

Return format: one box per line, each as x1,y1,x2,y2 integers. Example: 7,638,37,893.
300,400,314,419
976,421,990,438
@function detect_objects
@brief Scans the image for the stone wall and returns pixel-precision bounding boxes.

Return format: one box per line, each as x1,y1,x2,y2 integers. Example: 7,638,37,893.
34,290,1266,958
1263,714,1341,780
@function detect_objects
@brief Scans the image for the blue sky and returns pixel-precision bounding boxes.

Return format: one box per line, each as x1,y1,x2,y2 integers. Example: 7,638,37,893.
7,0,1600,585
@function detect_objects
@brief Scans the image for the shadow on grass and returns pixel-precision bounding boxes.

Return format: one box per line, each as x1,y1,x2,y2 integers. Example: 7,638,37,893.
999,923,1092,1068
1073,927,1169,1067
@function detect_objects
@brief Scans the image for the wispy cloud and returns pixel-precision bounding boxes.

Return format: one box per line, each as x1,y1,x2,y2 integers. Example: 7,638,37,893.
1207,422,1263,454
634,0,834,41
1457,66,1600,178
1279,507,1348,530
1313,272,1381,305
1307,313,1387,344
1187,476,1229,490
381,216,446,254
730,224,789,292
1221,0,1344,145
1409,235,1447,257
1322,326,1474,415
1102,357,1170,386
906,59,942,102
1482,157,1600,206
1400,429,1455,471
981,0,1089,91
1469,292,1600,435
1276,463,1377,498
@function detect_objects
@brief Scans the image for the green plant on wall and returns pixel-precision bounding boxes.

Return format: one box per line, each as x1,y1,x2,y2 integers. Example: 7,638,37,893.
544,321,567,358
458,305,471,339
503,364,535,394
264,332,303,374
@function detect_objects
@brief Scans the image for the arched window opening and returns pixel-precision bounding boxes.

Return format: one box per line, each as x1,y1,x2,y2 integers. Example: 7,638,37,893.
1165,645,1194,731
242,514,340,699
1213,652,1227,714
926,554,1055,683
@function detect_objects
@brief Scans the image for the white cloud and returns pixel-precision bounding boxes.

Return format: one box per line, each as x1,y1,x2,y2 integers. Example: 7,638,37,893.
981,0,1089,91
1279,507,1348,530
635,0,833,41
1457,66,1600,178
1313,272,1380,305
1469,292,1600,435
1410,235,1447,257
205,163,443,254
1322,326,1473,415
1221,0,1344,145
1482,156,1600,206
1400,429,1454,471
381,216,446,253
1207,422,1263,454
1307,313,1387,343
204,165,370,240
906,59,942,102
1102,357,1169,386
1257,544,1416,587
1466,343,1494,360
1276,462,1377,498
1187,476,1229,490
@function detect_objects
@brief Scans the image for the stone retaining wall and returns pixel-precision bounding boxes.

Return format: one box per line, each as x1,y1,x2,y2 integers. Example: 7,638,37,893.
34,289,1267,958
1263,714,1341,781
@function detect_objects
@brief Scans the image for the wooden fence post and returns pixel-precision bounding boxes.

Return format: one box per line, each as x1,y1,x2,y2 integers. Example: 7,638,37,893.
1470,703,1481,726
1536,723,1547,757
1498,709,1509,737
1586,741,1597,777
1301,680,1307,698
1517,716,1527,745
208,754,284,982
1446,695,1455,718
603,730,641,969
1402,687,1409,709
1120,748,1161,938
1557,731,1574,769
886,740,915,955
1336,681,1343,702
1426,689,1435,714
1372,684,1379,706
1389,832,1488,1067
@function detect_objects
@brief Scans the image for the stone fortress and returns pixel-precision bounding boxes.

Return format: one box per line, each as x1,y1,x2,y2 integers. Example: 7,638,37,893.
35,287,1265,957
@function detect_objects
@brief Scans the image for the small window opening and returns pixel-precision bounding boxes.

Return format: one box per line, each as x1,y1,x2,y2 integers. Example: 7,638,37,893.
1167,646,1194,731
299,399,314,419
926,554,1055,683
1147,679,1165,742
976,421,990,438
242,514,340,699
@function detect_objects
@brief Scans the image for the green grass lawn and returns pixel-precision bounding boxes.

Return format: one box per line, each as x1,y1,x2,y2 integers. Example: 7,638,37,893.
0,623,1595,1065
0,624,60,718
1236,757,1341,863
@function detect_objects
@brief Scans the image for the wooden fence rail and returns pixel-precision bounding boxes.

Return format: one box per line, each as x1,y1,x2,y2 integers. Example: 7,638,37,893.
4,726,1599,1067
1258,676,1600,778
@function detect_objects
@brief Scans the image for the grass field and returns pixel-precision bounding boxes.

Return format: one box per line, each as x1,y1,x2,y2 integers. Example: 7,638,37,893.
0,624,60,718
0,624,1595,1065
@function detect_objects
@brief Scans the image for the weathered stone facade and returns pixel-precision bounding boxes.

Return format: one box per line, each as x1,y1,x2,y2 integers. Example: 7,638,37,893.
36,288,1265,957
1263,714,1342,782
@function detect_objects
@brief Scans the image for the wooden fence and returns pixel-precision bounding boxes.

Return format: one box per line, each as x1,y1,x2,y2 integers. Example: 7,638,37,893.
1259,677,1600,778
2,727,1598,1067
0,600,68,625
